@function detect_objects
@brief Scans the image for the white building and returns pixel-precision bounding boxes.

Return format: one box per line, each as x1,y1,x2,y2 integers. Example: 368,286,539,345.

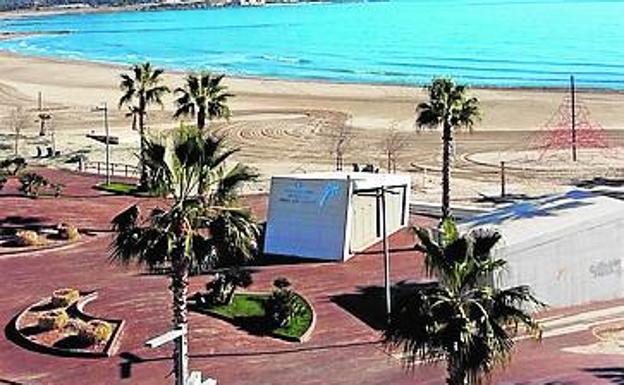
263,172,411,261
461,189,624,307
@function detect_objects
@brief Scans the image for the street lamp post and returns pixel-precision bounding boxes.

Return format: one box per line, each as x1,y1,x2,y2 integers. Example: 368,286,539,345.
353,185,400,321
92,103,111,185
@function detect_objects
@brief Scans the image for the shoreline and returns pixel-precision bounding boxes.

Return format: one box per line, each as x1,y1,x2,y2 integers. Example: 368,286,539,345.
0,48,622,95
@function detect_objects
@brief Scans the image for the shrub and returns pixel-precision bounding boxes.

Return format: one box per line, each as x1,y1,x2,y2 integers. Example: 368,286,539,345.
0,157,26,176
76,320,113,345
264,277,305,328
38,309,69,331
57,223,80,242
19,172,48,198
204,268,253,306
14,230,45,247
51,288,80,308
18,172,63,198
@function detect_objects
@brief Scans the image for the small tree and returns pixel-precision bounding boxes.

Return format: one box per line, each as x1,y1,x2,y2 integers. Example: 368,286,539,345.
320,118,353,171
8,107,31,156
381,124,409,173
204,268,253,305
264,277,304,328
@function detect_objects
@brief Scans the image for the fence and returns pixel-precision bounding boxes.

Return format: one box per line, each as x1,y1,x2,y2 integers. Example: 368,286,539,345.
79,161,139,178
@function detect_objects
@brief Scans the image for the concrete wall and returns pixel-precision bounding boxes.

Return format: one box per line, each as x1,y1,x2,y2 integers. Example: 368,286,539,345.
495,214,624,308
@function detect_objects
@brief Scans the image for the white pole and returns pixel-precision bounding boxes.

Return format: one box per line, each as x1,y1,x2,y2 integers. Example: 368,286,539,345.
175,325,189,385
104,102,111,185
381,186,391,319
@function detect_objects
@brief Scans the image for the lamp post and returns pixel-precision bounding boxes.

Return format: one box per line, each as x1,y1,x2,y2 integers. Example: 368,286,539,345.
353,185,401,321
92,103,110,185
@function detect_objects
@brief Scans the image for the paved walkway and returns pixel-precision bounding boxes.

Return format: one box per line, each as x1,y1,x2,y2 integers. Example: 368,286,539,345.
0,169,623,385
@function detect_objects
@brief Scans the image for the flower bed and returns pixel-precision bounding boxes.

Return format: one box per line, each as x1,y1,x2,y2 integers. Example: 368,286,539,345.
11,291,124,358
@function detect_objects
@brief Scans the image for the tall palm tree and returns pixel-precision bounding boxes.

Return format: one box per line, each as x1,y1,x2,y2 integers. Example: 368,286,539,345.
174,72,234,130
110,124,259,385
384,221,544,385
416,77,480,220
119,62,170,188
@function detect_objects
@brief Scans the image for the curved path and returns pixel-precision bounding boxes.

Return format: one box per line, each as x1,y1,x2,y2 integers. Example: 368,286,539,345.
0,169,623,385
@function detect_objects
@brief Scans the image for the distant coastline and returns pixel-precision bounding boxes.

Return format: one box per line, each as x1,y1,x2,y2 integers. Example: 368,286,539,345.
0,0,359,20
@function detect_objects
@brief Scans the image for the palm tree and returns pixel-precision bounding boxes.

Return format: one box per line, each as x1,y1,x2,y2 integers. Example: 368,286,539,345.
118,62,170,188
384,221,544,385
110,124,259,385
174,72,234,130
416,77,480,220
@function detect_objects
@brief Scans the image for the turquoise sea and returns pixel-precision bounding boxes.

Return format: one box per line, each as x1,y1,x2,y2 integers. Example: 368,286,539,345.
1,0,623,88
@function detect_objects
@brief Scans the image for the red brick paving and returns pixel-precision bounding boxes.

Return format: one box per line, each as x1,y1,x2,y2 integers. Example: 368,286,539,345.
1,168,623,385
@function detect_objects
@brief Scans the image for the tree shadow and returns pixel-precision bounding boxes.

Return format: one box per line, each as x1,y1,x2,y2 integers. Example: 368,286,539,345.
583,367,624,385
188,300,275,338
53,335,93,350
574,177,624,189
330,281,434,331
18,325,46,337
0,216,45,226
464,189,595,227
30,302,60,312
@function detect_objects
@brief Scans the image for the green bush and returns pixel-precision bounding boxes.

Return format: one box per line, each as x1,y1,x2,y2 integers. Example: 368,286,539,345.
18,172,63,198
264,277,306,328
38,309,69,331
51,288,80,308
0,157,26,176
19,172,48,197
204,268,253,306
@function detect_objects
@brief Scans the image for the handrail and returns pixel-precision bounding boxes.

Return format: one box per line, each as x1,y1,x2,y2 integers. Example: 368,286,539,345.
78,161,139,178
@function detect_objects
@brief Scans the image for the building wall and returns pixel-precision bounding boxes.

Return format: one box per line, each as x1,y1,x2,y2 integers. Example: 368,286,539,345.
264,178,349,260
349,185,407,253
495,215,624,307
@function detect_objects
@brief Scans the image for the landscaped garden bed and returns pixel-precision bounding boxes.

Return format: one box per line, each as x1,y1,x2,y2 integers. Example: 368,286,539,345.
190,277,315,343
0,223,82,255
11,289,124,357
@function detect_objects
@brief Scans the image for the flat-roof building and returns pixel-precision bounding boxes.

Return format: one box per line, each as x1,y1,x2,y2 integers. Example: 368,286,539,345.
461,189,624,307
263,172,411,261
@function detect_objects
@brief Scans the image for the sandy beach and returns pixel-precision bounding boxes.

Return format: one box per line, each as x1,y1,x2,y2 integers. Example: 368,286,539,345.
0,50,623,202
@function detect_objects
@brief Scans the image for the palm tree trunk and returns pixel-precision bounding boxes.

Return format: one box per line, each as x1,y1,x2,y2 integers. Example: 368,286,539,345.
138,99,148,190
446,356,467,385
441,120,452,220
170,248,189,385
198,106,206,131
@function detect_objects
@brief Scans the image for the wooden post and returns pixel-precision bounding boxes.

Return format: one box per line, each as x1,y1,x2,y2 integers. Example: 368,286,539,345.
500,161,506,198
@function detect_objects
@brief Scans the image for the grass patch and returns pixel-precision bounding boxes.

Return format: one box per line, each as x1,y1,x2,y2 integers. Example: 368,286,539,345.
95,182,154,197
196,292,313,341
